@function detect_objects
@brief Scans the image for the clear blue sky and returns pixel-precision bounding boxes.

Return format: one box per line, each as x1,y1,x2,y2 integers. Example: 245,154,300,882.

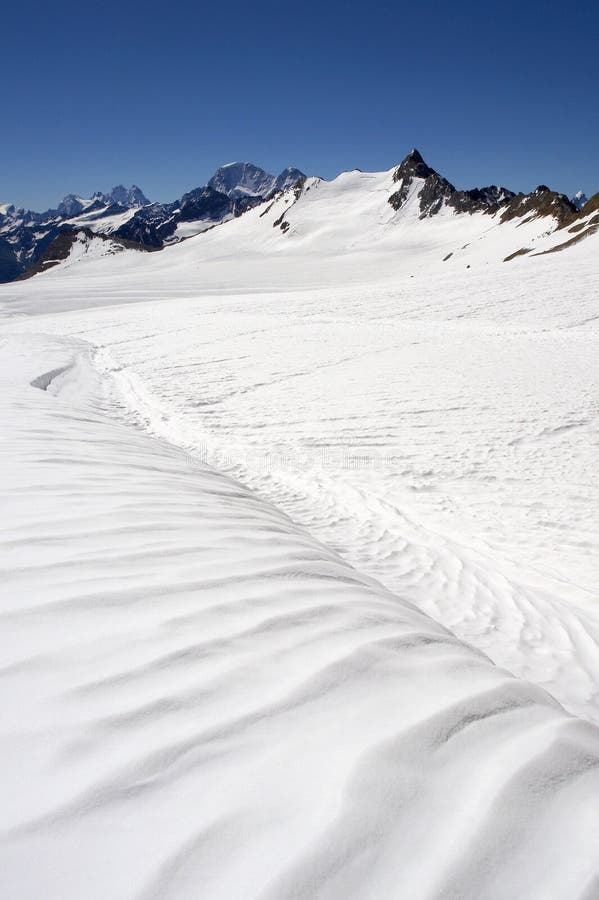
3,0,597,210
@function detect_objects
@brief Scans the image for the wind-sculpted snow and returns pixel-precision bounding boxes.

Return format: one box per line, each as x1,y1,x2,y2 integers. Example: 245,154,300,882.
2,333,599,899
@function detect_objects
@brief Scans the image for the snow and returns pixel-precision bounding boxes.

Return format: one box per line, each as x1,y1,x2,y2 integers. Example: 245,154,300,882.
55,232,133,270
172,216,232,240
1,167,599,896
1,331,599,899
64,206,140,233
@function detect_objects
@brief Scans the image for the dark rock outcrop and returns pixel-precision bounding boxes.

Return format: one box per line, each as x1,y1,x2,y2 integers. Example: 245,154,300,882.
389,150,514,218
0,237,21,282
392,149,437,183
17,227,155,280
448,186,515,215
500,186,577,228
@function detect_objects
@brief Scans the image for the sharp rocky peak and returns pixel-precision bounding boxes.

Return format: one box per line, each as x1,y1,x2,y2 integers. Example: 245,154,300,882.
393,149,438,183
390,149,516,219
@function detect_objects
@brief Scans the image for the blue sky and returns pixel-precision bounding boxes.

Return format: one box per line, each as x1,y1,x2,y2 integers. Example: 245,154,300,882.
3,0,597,210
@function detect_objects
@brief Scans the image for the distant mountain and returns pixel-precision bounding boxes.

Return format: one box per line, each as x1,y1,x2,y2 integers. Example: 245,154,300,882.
0,165,307,281
0,185,151,282
208,162,305,200
3,153,597,283
115,164,306,249
106,185,149,207
571,190,588,211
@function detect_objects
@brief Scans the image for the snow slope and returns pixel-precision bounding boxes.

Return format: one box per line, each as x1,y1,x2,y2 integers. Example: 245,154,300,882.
2,332,599,900
1,164,599,896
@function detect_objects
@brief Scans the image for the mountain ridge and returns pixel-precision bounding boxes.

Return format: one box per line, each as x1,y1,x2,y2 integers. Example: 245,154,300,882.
0,164,306,281
3,152,597,283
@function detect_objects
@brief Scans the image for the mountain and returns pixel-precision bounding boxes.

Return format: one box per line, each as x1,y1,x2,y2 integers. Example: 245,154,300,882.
571,190,588,210
0,165,307,281
389,149,516,217
113,163,306,249
106,184,149,206
0,185,151,282
4,152,597,283
16,227,156,280
208,162,305,199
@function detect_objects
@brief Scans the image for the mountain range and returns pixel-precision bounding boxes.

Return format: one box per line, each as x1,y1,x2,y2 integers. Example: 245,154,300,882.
0,164,305,282
1,151,596,283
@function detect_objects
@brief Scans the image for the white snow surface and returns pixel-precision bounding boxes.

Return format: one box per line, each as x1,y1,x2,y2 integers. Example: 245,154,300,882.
64,205,141,233
1,167,599,897
35,232,132,274
172,216,232,240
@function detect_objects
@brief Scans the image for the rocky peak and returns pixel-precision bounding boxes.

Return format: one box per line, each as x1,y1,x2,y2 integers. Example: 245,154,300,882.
500,187,577,228
208,162,305,200
390,150,518,220
272,167,306,194
392,148,437,184
208,163,275,200
57,194,85,218
107,185,150,207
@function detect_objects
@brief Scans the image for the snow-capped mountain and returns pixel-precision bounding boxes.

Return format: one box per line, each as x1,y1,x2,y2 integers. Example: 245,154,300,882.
3,151,597,284
0,165,306,281
571,190,588,210
105,184,149,207
208,162,305,199
115,164,306,248
0,185,151,282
